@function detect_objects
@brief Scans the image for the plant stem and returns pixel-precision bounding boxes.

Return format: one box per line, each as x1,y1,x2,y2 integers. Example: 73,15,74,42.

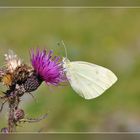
8,104,15,132
8,95,19,133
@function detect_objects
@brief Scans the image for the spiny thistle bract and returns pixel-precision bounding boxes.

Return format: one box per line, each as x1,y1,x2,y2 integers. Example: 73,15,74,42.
0,49,66,133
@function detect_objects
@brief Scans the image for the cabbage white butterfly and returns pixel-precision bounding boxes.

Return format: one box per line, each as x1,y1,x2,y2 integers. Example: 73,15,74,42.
61,41,118,100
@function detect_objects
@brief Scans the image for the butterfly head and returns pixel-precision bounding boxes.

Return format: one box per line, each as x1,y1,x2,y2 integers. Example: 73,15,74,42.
62,57,71,70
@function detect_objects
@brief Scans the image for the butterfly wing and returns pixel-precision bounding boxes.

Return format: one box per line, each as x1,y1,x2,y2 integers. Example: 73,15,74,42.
65,61,117,100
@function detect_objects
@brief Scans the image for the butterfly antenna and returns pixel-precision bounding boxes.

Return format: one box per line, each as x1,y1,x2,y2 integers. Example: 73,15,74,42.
61,40,68,58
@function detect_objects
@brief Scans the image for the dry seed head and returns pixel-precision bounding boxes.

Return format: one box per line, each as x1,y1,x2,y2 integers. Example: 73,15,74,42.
12,64,33,86
5,50,22,73
1,73,13,86
2,50,34,87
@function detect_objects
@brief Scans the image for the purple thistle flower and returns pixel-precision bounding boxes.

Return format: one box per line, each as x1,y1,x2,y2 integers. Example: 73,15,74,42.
31,49,66,86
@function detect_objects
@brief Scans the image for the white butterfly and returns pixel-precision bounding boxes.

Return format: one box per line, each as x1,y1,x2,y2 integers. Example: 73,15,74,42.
62,57,117,100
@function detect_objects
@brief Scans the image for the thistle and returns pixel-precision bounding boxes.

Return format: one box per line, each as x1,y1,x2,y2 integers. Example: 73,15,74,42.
31,49,65,86
0,49,65,133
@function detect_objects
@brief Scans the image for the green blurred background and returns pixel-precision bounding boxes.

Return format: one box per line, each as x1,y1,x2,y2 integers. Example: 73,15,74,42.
0,8,140,132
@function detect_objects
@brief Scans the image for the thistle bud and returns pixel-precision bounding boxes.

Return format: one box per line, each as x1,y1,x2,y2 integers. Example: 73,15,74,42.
24,74,42,93
1,127,9,134
14,109,25,121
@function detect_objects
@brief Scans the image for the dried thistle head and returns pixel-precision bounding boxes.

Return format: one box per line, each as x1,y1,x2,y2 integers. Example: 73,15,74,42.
1,73,13,87
12,64,33,86
0,50,33,88
0,50,22,87
4,50,22,73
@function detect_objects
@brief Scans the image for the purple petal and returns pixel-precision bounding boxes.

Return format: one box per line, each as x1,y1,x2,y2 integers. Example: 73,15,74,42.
31,49,66,85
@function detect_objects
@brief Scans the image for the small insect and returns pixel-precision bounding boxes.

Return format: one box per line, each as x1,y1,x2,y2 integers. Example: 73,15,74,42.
61,41,118,100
